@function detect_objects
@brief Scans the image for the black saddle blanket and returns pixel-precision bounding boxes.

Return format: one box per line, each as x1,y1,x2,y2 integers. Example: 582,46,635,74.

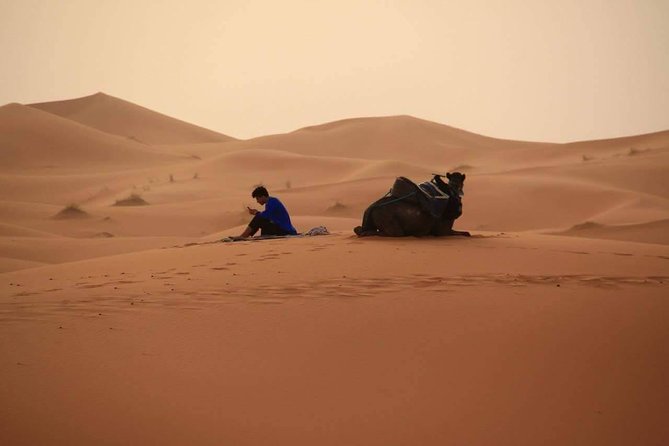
391,177,450,218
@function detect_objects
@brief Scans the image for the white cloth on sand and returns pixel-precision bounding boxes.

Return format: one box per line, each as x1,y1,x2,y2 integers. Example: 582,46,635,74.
303,226,330,236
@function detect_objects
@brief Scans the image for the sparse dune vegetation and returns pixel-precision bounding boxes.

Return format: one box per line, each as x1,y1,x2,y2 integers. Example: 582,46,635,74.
52,203,89,219
113,193,149,206
326,200,348,213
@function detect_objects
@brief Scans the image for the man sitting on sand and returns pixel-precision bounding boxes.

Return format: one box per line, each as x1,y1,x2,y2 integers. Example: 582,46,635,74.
238,186,298,238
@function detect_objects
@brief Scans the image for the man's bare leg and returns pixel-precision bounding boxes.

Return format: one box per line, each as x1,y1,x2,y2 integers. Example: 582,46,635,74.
238,225,255,238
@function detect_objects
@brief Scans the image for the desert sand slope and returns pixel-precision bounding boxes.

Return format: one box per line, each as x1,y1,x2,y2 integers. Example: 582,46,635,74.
461,150,669,234
0,103,183,172
0,233,667,445
1,92,668,272
564,129,669,153
483,129,669,170
193,149,435,193
0,222,58,238
0,256,45,273
213,115,557,167
497,148,669,199
554,219,669,245
29,92,235,145
0,236,191,272
189,116,668,178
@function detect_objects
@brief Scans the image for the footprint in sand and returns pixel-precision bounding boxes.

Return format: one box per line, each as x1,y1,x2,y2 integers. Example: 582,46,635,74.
14,291,39,297
211,267,229,271
77,283,106,289
164,268,177,272
258,255,279,261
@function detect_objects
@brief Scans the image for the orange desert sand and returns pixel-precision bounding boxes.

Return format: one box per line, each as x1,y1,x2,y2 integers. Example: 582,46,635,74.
1,93,668,445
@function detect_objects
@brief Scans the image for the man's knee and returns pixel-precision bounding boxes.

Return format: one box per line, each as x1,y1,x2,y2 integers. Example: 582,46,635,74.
249,214,266,229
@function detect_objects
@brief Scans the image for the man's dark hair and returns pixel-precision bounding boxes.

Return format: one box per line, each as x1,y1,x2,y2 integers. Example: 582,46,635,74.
252,186,269,198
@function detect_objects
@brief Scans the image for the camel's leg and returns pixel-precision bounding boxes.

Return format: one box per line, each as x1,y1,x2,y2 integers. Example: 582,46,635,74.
447,230,471,237
436,219,470,237
354,226,378,237
354,206,380,236
354,202,386,236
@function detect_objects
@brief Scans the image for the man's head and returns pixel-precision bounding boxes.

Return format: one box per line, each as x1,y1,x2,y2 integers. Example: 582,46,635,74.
252,186,269,205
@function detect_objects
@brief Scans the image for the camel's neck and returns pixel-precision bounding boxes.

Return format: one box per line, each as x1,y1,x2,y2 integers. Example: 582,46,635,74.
447,183,463,199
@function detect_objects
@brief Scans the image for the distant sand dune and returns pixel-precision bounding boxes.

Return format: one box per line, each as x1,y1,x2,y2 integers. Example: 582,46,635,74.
29,92,235,145
0,93,667,273
227,115,526,165
492,148,669,199
0,222,58,238
342,159,431,181
0,103,181,172
198,149,367,189
0,256,45,273
554,219,669,245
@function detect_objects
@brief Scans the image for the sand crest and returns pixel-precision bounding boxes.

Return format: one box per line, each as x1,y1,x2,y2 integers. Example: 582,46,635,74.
1,94,668,445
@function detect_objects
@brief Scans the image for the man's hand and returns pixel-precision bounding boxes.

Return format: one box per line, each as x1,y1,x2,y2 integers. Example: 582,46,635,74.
247,207,259,215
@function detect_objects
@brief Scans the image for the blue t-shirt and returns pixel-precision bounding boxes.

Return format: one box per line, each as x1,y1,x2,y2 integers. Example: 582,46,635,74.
259,197,297,235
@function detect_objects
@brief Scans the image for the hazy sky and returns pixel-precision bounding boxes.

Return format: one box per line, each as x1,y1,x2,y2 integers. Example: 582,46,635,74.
1,0,667,142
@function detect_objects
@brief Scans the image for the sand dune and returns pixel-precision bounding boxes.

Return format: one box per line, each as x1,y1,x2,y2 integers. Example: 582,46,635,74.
342,159,432,182
0,256,45,273
459,173,636,231
1,94,668,445
555,219,669,245
1,93,667,262
0,103,182,172
564,128,669,153
30,92,235,145
0,222,58,238
0,236,190,269
497,148,669,199
217,115,550,167
199,149,367,188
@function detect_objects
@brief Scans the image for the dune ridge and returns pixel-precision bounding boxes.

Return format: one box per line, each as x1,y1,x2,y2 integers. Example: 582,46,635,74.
30,92,236,145
0,103,182,172
554,219,669,245
1,93,668,445
1,93,668,271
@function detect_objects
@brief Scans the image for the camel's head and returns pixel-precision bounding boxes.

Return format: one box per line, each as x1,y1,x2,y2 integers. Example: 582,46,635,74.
446,172,466,197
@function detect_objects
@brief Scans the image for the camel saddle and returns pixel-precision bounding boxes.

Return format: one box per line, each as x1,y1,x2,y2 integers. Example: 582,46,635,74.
390,177,450,218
